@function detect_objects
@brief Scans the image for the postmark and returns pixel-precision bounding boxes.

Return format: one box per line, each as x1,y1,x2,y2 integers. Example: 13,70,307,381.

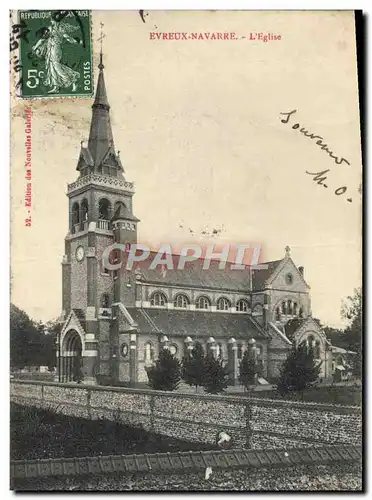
17,10,92,98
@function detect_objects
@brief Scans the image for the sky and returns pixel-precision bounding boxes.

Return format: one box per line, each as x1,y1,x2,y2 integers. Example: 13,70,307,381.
10,10,362,328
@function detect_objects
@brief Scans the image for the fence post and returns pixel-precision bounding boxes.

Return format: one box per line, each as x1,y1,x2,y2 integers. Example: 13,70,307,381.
87,388,91,419
150,394,155,431
244,402,253,449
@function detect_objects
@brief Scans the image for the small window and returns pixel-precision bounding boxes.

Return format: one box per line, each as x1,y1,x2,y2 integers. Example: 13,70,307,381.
216,343,222,358
101,293,110,308
217,297,231,311
237,344,243,360
150,292,167,307
286,273,293,285
174,294,189,309
196,296,211,310
145,342,154,362
169,344,178,356
236,299,249,312
275,307,281,321
315,340,321,359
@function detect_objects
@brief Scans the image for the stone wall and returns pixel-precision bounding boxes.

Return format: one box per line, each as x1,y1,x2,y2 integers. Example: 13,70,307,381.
10,380,362,449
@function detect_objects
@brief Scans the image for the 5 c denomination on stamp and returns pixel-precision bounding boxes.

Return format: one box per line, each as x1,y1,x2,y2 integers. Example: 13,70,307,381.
18,10,92,98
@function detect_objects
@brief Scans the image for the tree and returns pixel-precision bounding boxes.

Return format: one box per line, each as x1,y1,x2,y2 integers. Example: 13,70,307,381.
42,320,60,371
239,349,257,390
182,341,205,392
277,342,321,396
341,288,362,349
341,288,362,378
203,352,229,394
10,304,43,369
146,348,181,391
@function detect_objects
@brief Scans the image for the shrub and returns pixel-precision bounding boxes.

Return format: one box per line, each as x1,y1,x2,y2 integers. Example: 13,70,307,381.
146,349,181,391
203,353,229,394
277,342,321,396
182,341,205,392
239,350,258,390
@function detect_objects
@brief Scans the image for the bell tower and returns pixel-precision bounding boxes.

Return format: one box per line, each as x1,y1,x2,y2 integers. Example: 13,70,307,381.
59,49,139,385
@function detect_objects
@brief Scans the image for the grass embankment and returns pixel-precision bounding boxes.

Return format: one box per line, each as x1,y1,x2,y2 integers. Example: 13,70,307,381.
237,384,362,406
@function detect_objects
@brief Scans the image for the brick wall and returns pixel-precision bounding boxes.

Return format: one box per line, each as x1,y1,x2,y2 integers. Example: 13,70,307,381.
10,380,362,449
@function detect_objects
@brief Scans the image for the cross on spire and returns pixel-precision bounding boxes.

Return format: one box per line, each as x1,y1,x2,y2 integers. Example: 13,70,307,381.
285,245,291,257
98,22,106,70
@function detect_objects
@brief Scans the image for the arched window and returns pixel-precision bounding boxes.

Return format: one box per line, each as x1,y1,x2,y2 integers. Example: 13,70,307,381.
150,291,167,307
145,342,154,363
315,340,321,359
286,273,293,285
81,198,88,222
275,307,281,321
293,302,298,315
236,299,249,312
287,300,293,315
169,344,178,356
174,294,190,309
72,202,80,226
217,297,231,311
282,301,287,315
98,198,111,220
195,296,211,310
113,201,126,218
237,343,243,360
307,335,315,352
215,343,222,358
299,307,304,318
100,293,110,308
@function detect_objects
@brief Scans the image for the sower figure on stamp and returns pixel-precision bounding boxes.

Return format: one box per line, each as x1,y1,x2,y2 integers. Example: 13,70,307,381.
31,18,82,93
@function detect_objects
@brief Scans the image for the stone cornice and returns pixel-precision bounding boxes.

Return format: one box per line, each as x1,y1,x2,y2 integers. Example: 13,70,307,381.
67,174,134,195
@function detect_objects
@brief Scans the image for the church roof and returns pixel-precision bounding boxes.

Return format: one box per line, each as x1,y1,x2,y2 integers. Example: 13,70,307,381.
282,317,306,341
126,307,269,340
112,203,140,222
136,253,252,292
251,260,282,291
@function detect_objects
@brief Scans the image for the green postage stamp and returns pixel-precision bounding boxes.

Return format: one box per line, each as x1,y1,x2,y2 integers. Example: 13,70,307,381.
17,10,93,98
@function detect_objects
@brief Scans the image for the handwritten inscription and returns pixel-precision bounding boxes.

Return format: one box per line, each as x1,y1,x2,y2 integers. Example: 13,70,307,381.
280,110,354,203
280,110,350,166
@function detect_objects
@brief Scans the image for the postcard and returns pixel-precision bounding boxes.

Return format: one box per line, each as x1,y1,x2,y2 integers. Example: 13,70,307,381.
10,10,362,492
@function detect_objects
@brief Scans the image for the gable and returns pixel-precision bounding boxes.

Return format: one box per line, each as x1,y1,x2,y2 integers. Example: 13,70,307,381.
61,309,86,343
267,257,309,292
293,317,327,345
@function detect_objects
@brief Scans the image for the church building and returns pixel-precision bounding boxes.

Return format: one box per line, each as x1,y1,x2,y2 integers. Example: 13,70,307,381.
57,56,334,386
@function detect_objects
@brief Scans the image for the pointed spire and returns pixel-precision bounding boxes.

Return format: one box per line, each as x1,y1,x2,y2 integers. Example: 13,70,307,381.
87,23,115,167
